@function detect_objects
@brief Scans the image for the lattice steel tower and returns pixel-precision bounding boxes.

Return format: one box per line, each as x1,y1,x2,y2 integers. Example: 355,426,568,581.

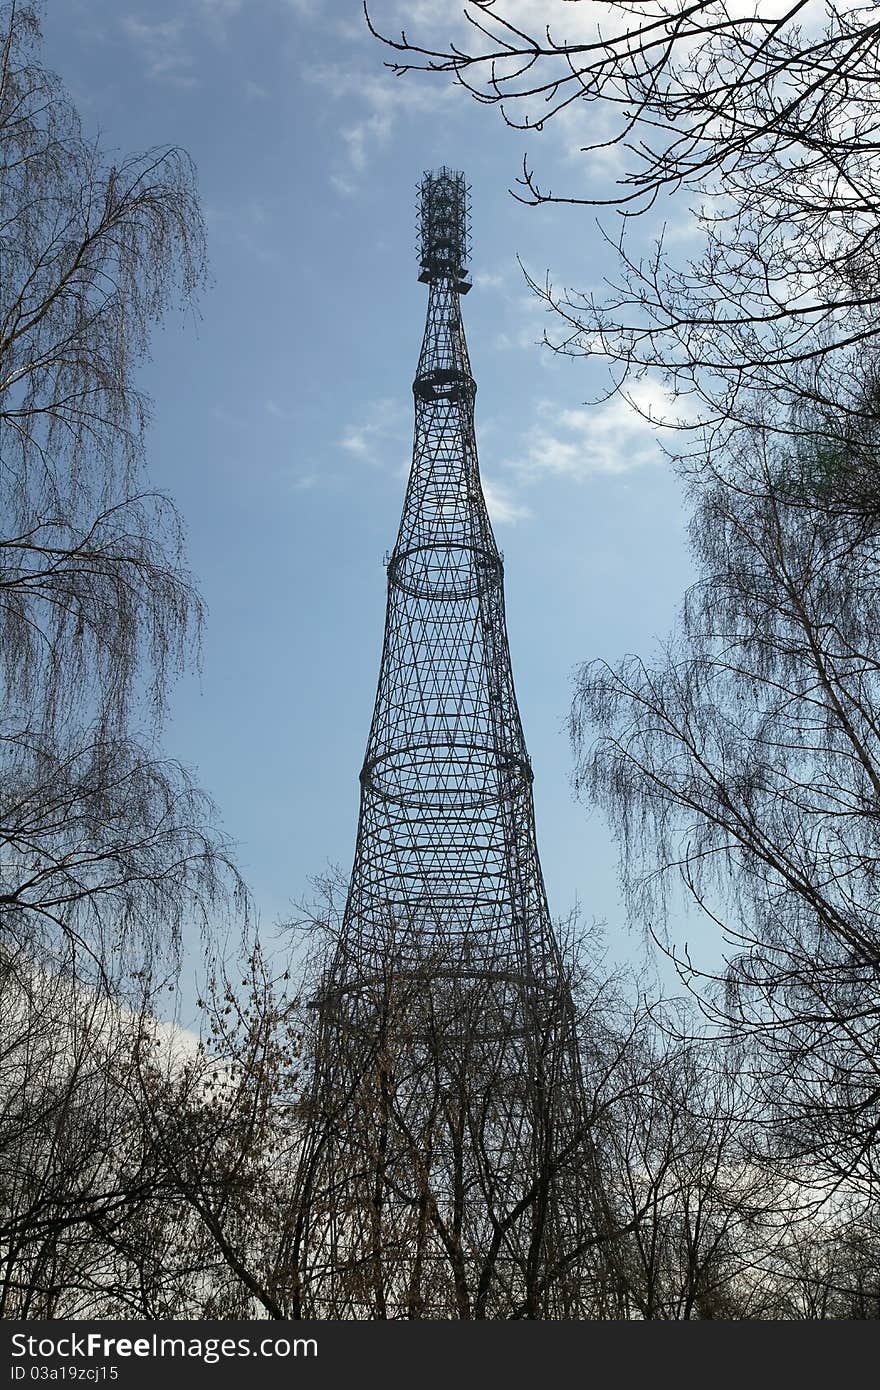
291,170,598,1319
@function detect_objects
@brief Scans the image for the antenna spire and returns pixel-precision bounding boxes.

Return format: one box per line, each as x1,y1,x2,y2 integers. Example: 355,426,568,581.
417,166,472,293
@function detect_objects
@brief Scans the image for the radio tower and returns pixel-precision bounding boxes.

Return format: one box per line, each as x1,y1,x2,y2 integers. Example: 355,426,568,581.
291,170,600,1319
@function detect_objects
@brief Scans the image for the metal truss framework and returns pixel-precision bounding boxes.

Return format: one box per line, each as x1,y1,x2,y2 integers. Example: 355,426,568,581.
291,170,601,1319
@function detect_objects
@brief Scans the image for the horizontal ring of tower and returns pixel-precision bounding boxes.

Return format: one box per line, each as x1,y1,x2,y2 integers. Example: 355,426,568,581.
387,542,501,599
319,966,566,994
360,740,533,809
412,367,476,403
314,967,569,1043
417,269,472,294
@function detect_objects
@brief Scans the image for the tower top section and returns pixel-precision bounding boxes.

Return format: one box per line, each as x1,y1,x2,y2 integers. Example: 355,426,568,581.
417,167,472,294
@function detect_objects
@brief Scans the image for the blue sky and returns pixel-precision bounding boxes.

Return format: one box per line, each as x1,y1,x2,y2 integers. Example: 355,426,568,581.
42,1,700,988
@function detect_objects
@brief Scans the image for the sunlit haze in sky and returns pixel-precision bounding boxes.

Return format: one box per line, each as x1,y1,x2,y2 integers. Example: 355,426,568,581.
42,2,702,1005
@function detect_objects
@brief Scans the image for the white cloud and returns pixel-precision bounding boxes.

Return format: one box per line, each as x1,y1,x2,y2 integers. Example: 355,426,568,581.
481,476,532,526
473,271,505,291
303,1,655,194
378,0,601,44
494,326,542,352
244,78,270,101
198,0,242,12
341,107,393,171
329,172,359,197
154,1016,202,1071
340,397,410,468
503,381,693,482
492,290,559,354
122,3,285,85
121,16,197,86
334,15,369,43
305,60,458,186
282,0,323,17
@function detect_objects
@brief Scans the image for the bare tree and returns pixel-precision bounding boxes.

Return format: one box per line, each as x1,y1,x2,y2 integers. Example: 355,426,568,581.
1,3,206,734
0,939,306,1320
592,1008,795,1319
0,3,252,1313
1,727,244,982
0,942,165,1317
1,868,863,1320
286,879,750,1319
286,880,608,1318
0,3,243,980
770,1202,880,1318
571,424,880,1210
110,946,305,1320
